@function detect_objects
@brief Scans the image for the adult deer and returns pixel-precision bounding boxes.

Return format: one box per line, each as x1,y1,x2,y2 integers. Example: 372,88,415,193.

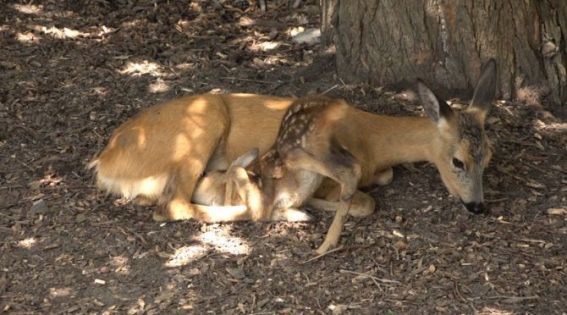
90,59,497,251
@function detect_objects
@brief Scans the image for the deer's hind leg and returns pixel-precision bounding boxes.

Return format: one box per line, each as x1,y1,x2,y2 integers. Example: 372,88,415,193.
153,162,250,222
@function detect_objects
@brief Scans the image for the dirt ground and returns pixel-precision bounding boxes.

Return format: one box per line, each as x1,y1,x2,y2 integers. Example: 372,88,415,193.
1,1,566,314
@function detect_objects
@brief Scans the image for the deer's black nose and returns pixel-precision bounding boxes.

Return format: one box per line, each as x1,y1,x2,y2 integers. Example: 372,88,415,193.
462,201,487,214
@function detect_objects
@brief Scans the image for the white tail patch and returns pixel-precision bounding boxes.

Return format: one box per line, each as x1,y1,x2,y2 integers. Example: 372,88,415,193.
94,171,169,200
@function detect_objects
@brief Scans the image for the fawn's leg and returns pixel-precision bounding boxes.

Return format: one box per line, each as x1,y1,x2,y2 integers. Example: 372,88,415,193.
153,163,248,222
373,167,394,186
316,159,360,254
308,190,375,217
284,148,361,253
270,207,314,222
316,200,351,254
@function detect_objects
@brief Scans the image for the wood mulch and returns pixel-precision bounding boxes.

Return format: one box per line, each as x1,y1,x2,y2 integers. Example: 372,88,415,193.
1,1,565,313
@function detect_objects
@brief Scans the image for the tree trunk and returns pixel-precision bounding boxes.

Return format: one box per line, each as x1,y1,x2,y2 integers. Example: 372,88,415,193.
321,0,567,108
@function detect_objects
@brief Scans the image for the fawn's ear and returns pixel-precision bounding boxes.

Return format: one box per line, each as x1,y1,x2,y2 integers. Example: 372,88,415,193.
468,58,497,122
230,148,259,169
416,79,454,127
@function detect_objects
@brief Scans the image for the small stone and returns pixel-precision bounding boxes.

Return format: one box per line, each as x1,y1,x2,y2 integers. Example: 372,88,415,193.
94,279,106,285
30,199,49,215
76,213,87,223
394,240,407,251
226,267,245,279
426,264,436,274
328,303,348,315
547,208,566,215
268,28,278,40
257,298,269,308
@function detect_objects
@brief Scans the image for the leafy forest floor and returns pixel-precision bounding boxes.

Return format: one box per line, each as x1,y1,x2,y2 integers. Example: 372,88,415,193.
0,1,566,314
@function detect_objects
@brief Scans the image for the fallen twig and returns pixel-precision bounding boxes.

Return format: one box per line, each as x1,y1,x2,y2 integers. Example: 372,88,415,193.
321,84,339,95
486,295,539,303
301,246,345,264
339,269,400,284
220,76,283,84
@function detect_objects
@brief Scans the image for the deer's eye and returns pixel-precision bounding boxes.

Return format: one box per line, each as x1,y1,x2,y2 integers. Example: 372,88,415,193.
452,158,465,170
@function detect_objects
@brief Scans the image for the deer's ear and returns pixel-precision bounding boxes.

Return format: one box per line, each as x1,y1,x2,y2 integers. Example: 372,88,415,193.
230,148,259,169
468,58,497,121
416,79,453,126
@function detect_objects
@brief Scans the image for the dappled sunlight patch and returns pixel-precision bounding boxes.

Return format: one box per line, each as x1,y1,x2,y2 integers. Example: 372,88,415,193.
94,25,117,38
287,26,306,38
164,226,251,268
110,256,131,275
198,226,251,255
29,173,64,191
476,306,514,315
424,1,442,18
12,4,43,15
175,63,195,71
516,85,546,108
249,41,283,52
90,86,108,96
238,16,256,27
175,19,192,33
148,79,170,93
48,287,73,299
173,133,191,161
126,298,147,314
532,119,566,134
17,237,37,249
120,19,144,29
36,25,88,39
16,32,41,44
26,24,115,42
39,173,64,187
119,60,165,77
165,244,208,267
55,253,75,265
263,54,290,65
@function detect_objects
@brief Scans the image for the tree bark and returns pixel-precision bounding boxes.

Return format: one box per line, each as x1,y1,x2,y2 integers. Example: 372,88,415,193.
321,0,566,108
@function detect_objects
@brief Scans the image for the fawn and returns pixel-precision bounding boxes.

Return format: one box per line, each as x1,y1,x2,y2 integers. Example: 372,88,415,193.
192,96,363,253
90,59,497,252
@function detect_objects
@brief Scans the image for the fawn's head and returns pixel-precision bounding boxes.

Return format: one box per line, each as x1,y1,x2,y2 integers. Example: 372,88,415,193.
417,59,497,214
192,149,260,206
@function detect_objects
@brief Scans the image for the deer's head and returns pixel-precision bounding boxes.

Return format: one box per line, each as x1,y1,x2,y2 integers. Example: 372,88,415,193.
417,59,497,214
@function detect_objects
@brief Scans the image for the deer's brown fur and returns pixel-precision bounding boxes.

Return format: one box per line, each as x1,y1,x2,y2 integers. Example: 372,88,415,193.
90,60,497,252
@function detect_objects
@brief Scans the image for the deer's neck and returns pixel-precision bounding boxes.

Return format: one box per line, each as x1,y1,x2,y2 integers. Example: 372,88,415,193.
347,109,442,177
